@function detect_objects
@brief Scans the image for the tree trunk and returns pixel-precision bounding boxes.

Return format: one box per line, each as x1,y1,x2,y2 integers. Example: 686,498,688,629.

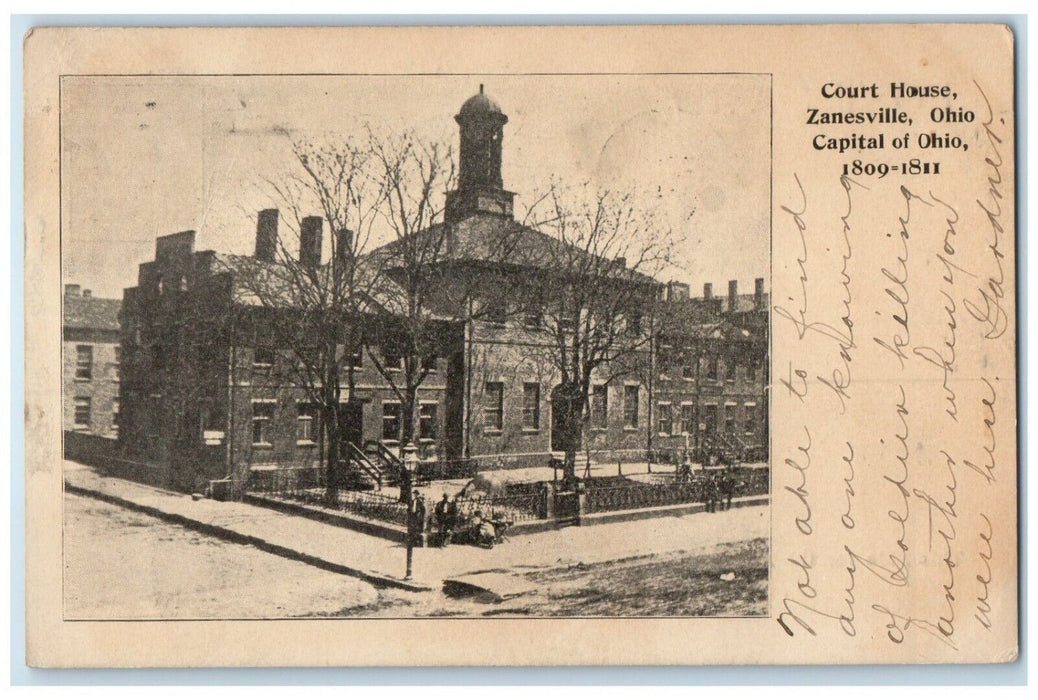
557,386,584,482
402,386,418,447
324,403,340,503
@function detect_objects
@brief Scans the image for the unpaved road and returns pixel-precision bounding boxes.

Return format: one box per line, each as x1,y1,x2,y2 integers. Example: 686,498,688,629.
63,493,379,619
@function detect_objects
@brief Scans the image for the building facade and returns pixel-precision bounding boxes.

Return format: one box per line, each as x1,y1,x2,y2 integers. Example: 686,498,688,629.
653,280,769,464
117,88,769,492
63,284,122,437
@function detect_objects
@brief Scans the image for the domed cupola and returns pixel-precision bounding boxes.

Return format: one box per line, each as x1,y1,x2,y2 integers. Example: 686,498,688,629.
446,85,515,223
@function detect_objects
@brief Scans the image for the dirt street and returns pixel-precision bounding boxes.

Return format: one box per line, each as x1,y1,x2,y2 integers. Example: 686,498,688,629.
64,485,768,619
63,493,379,619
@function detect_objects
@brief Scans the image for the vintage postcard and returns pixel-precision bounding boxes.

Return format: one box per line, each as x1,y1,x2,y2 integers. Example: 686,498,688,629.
23,24,1017,666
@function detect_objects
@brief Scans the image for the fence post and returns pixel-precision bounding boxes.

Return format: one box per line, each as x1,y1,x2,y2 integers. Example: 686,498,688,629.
539,481,554,520
575,480,586,525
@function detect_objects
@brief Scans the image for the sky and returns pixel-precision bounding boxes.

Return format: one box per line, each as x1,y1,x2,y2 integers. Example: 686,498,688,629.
61,74,771,300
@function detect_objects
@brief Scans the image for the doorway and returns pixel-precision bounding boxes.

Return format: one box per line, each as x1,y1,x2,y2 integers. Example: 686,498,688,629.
338,401,363,450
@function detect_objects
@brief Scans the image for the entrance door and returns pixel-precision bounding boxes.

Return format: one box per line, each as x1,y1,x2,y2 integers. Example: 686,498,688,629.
550,385,578,452
551,395,566,451
338,401,363,450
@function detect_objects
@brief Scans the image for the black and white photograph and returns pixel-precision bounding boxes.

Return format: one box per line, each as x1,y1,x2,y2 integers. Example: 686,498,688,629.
60,73,771,620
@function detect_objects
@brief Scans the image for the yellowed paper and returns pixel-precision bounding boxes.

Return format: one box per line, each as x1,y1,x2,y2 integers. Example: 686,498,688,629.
25,24,1017,666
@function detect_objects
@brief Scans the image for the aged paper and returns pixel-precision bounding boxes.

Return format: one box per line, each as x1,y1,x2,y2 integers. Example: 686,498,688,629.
24,24,1017,666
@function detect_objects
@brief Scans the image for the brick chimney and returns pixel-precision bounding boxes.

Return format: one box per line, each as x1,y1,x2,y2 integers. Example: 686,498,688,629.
703,282,713,300
299,216,323,268
728,280,738,313
667,281,689,301
64,284,81,297
335,228,354,266
82,289,92,298
255,209,279,262
755,277,765,309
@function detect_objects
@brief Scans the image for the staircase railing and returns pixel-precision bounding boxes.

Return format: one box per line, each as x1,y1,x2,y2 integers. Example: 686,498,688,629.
343,441,383,489
702,429,747,464
364,440,404,484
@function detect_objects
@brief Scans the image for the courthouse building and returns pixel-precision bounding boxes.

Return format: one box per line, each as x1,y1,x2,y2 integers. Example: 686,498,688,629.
116,87,768,491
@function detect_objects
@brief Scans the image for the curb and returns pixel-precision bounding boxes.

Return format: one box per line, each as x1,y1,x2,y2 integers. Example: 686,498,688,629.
64,481,433,593
242,493,406,542
578,495,770,527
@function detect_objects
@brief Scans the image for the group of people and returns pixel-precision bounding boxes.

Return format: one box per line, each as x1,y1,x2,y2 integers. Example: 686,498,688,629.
676,463,739,513
703,469,737,513
406,491,502,549
432,492,461,547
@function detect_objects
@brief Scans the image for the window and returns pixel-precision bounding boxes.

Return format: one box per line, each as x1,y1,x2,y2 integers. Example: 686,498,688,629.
623,385,639,429
251,402,275,445
744,404,756,433
422,354,438,373
725,359,737,382
706,355,719,381
349,349,363,369
680,404,695,435
485,300,508,326
658,345,674,378
74,397,91,428
591,385,608,429
382,402,402,442
658,403,673,435
628,312,643,336
746,361,757,381
296,403,316,443
419,403,438,441
152,342,168,371
724,406,736,434
199,400,225,445
253,347,275,369
558,315,577,335
681,351,695,380
383,351,403,371
523,311,542,329
297,346,319,369
483,382,504,432
522,383,540,431
111,399,120,429
75,345,93,380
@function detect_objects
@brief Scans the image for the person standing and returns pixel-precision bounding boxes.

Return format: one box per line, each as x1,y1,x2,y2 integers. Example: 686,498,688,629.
434,493,451,547
445,496,459,546
721,468,736,511
410,490,427,547
704,473,718,513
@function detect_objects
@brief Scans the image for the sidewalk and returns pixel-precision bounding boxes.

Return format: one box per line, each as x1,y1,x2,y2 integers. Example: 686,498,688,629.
65,459,769,592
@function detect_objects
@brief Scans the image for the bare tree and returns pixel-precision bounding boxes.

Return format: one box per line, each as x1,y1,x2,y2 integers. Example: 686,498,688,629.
364,129,534,466
359,130,457,457
515,182,679,480
223,138,386,501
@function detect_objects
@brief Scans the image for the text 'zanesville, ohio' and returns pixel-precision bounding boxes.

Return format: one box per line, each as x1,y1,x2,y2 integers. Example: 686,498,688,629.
808,82,979,177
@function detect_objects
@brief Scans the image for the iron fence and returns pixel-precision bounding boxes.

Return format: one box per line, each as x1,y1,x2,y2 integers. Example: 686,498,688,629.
415,458,480,483
454,490,545,522
585,479,705,513
585,468,770,514
333,490,410,526
246,465,324,496
246,467,409,526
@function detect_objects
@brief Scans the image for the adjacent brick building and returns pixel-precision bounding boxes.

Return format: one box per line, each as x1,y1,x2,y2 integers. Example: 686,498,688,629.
653,279,769,463
62,284,122,437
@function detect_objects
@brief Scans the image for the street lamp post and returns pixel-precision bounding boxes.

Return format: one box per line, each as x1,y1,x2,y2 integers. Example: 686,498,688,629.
402,441,419,581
